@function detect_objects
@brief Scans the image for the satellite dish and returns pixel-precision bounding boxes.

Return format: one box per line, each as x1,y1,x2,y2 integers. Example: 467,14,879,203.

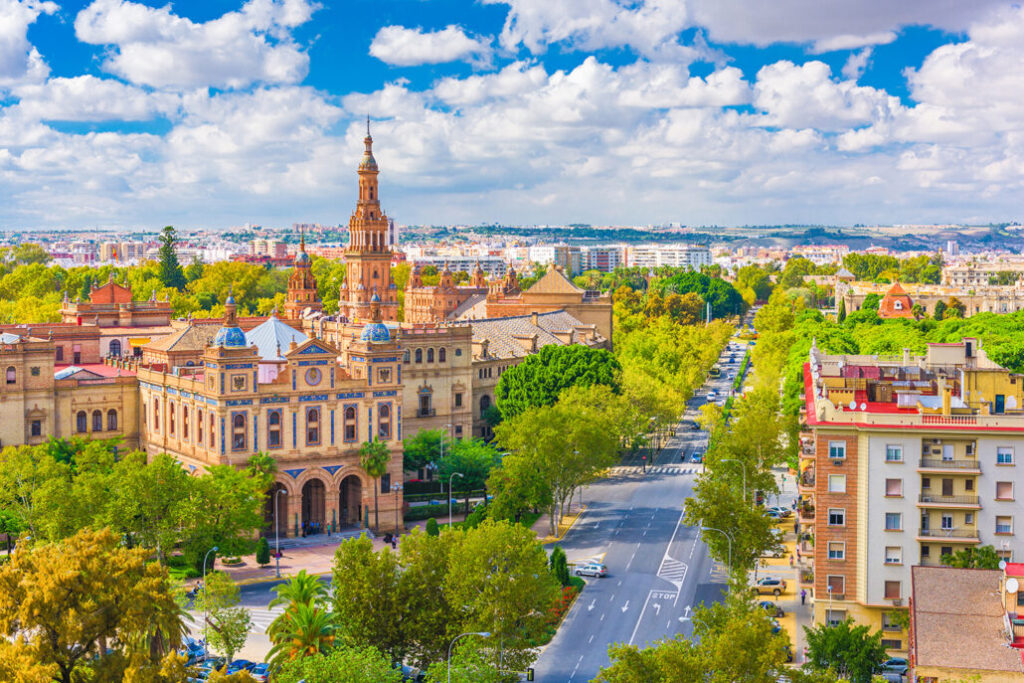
860,402,867,410
1000,560,1008,571
1007,578,1019,595
848,400,857,410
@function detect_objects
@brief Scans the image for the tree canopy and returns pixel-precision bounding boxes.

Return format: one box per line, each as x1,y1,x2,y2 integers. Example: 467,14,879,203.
495,344,621,420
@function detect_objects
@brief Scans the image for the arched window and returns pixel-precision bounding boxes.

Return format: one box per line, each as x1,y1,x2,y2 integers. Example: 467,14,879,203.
306,408,321,446
153,398,159,430
182,406,189,440
378,404,391,440
107,409,118,431
403,350,410,364
232,413,247,451
439,348,447,363
109,339,122,357
415,349,422,363
268,410,282,448
92,410,103,432
198,408,204,445
344,406,357,441
209,413,216,448
76,411,87,433
5,366,15,384
480,394,492,415
169,401,176,435
373,269,379,279
186,360,195,367
427,348,434,363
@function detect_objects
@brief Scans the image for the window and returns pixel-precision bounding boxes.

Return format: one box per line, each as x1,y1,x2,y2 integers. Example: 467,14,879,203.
941,514,953,530
882,612,902,631
998,447,1014,465
107,409,118,431
30,366,39,377
881,639,903,650
827,542,845,560
455,348,462,356
306,408,320,446
941,545,952,558
56,346,63,361
109,339,121,357
828,474,846,493
30,420,41,436
885,478,903,497
268,410,282,448
427,348,434,363
885,445,902,462
182,407,189,440
828,508,845,526
920,545,930,558
439,348,446,363
76,411,87,433
153,398,159,430
454,392,463,408
997,481,1014,500
922,476,931,489
479,394,492,415
378,404,391,440
344,406,357,441
884,581,901,600
415,349,422,363
827,575,845,596
403,350,410,364
92,410,102,432
885,513,902,531
885,546,902,565
965,513,974,525
825,609,847,626
168,401,175,436
996,516,1013,534
209,413,215,448
5,366,14,384
380,472,391,494
828,441,846,459
198,408,204,445
454,424,463,437
894,300,903,310
232,413,247,451
965,478,974,491
378,368,391,384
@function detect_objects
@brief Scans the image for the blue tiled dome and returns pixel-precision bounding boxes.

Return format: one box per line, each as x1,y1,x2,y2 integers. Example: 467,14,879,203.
360,322,390,342
370,292,381,302
214,325,247,347
295,251,310,265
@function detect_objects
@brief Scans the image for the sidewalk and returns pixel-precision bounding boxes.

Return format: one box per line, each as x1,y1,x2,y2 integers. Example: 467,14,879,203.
532,498,586,545
769,465,813,664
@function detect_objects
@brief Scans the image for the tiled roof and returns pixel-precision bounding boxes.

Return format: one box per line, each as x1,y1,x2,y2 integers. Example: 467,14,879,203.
912,566,1024,673
245,315,307,360
457,310,604,360
144,325,219,352
448,293,487,320
525,267,583,295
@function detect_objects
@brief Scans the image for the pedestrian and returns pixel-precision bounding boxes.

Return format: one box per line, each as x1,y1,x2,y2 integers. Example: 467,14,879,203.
789,555,794,568
391,534,398,550
800,589,806,606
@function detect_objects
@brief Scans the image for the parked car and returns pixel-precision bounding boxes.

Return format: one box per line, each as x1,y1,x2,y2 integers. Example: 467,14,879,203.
191,658,225,679
759,600,784,618
766,506,793,518
706,390,717,401
880,657,909,675
225,660,254,675
770,619,782,634
575,563,608,578
761,544,787,559
249,663,271,682
751,576,787,596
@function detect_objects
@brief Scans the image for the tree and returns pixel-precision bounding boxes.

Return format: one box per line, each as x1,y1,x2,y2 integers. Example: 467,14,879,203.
836,298,846,322
804,619,886,683
275,646,402,683
0,528,185,683
267,601,339,670
330,535,403,657
947,296,966,318
396,528,459,666
359,439,391,532
779,257,815,289
423,638,503,683
494,344,621,420
933,299,947,320
549,545,571,587
269,569,330,612
196,571,251,664
158,226,187,290
437,438,499,513
403,428,444,473
246,452,278,493
256,536,271,566
11,243,51,266
425,517,439,536
860,293,881,312
911,302,925,320
941,544,1002,569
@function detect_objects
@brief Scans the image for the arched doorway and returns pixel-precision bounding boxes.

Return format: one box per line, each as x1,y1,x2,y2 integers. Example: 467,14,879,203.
262,483,288,539
339,475,362,529
301,479,325,534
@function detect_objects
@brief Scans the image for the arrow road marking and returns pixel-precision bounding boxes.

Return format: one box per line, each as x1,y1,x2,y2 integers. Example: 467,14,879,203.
621,600,630,613
587,599,595,612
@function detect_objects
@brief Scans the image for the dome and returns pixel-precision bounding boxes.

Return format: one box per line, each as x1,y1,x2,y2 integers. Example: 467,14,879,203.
370,292,381,303
359,151,378,171
360,322,390,343
213,325,247,348
225,291,236,305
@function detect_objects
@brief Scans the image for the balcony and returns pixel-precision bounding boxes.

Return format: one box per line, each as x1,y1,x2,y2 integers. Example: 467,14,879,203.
916,527,980,543
917,493,981,508
416,408,436,418
918,458,981,473
799,473,815,491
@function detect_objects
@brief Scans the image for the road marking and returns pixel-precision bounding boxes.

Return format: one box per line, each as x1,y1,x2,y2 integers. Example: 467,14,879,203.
587,599,596,612
588,635,594,643
609,594,615,602
621,600,629,612
653,603,661,615
600,613,605,621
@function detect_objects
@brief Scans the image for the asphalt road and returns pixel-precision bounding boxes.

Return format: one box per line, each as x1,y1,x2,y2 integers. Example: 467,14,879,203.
531,334,752,682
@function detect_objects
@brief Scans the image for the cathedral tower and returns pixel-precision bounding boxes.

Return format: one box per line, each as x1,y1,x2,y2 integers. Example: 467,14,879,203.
284,229,322,320
338,120,398,322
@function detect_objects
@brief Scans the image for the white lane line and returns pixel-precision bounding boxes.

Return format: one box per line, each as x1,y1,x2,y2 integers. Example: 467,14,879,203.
628,590,655,646
588,634,594,644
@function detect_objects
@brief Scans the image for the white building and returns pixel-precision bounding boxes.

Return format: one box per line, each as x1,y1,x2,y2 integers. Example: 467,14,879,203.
626,243,712,270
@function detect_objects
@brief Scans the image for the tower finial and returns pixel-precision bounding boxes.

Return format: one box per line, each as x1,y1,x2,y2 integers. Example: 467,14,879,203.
300,226,305,252
366,114,370,138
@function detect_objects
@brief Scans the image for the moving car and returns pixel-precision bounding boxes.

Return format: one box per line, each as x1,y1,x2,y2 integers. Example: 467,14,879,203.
706,390,717,401
751,576,787,596
761,544,787,559
575,563,608,578
690,451,704,463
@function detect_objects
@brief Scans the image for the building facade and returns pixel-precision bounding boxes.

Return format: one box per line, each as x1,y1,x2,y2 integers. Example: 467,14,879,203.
838,277,1024,318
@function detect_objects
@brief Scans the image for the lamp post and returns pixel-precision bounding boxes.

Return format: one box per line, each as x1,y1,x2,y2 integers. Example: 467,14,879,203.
447,631,491,683
720,458,747,503
274,488,286,578
202,545,218,660
700,526,732,575
391,483,404,536
449,472,463,527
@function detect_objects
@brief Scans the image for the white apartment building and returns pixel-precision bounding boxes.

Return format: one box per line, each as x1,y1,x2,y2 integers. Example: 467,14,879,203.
626,243,712,270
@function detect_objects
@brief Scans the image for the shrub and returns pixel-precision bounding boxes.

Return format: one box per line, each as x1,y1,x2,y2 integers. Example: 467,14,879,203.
425,518,439,537
255,537,271,566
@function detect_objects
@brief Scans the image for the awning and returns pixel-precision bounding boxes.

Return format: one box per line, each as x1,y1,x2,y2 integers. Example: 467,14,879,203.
128,337,151,346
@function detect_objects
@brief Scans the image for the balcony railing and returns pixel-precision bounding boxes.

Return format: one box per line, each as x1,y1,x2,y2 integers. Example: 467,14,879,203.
416,408,436,418
917,527,980,539
800,474,815,488
918,494,980,506
918,458,981,471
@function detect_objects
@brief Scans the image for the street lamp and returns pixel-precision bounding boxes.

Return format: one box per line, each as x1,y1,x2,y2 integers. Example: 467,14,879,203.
447,631,491,683
391,483,404,536
274,488,287,578
720,458,747,503
700,526,732,575
449,472,463,527
202,545,218,660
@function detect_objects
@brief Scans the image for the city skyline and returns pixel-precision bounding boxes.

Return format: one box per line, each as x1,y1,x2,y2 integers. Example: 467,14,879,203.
1,0,1022,230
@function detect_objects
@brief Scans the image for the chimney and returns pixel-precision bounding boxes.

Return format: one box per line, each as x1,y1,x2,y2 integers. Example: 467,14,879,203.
531,311,539,327
902,348,911,365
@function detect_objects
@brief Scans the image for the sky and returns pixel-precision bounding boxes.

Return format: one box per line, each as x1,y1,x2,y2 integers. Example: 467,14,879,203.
1,0,1023,230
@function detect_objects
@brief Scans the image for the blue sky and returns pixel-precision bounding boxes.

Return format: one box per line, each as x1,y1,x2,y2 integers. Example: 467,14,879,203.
1,0,1022,229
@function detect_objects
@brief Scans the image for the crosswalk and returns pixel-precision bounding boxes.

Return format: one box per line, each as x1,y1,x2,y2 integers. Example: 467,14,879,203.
657,557,688,586
606,465,702,476
186,607,283,635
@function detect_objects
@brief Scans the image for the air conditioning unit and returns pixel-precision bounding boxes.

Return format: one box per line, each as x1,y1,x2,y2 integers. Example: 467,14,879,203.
832,459,844,466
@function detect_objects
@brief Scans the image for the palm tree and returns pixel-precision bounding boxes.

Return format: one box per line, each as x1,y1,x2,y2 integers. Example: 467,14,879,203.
267,601,337,669
268,570,328,611
359,438,390,532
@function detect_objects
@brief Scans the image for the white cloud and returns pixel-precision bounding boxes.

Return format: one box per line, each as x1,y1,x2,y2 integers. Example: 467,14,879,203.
813,32,895,54
841,47,873,80
13,76,181,121
0,0,57,89
369,25,493,67
73,0,317,89
433,61,548,107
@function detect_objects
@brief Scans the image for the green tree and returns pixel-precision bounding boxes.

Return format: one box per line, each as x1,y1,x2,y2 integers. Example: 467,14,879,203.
330,535,403,657
196,571,251,664
403,428,444,473
397,528,458,666
184,257,205,283
837,298,846,322
947,296,966,318
804,619,886,683
438,438,499,513
779,257,815,289
158,226,187,290
549,545,571,587
267,601,339,670
861,293,881,311
275,646,402,683
495,344,621,420
11,243,52,266
941,544,1002,569
423,638,503,683
425,517,439,537
269,569,330,612
933,299,947,320
359,439,391,532
911,302,925,320
256,537,271,566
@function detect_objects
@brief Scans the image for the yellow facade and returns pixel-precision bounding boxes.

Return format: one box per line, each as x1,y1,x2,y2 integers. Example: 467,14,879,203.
915,666,1024,683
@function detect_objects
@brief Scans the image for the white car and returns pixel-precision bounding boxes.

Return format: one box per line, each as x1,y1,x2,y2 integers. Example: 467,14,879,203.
575,563,608,577
706,390,717,400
